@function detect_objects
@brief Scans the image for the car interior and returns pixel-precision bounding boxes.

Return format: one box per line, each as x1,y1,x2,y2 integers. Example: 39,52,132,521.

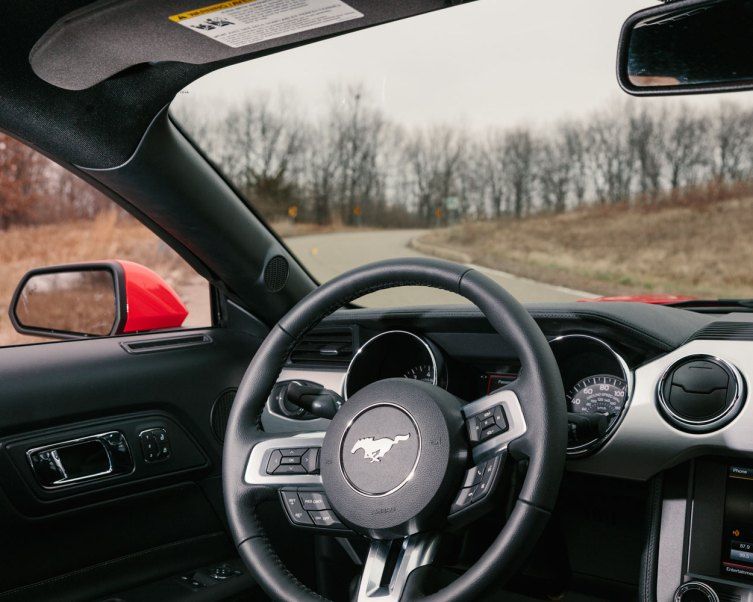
3,1,753,601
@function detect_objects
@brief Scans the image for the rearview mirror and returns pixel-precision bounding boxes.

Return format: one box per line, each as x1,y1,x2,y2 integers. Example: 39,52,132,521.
10,261,188,340
618,0,753,95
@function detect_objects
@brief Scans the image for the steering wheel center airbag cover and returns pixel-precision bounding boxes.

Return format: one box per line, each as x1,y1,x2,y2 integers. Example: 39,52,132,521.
321,378,466,538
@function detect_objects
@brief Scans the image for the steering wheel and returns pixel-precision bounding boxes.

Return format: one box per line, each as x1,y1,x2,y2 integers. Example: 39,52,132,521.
223,258,567,601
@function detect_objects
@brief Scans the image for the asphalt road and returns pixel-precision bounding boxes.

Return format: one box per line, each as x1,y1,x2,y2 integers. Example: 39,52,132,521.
285,229,595,307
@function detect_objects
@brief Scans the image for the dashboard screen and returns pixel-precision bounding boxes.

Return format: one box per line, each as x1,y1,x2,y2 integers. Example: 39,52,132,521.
721,465,753,581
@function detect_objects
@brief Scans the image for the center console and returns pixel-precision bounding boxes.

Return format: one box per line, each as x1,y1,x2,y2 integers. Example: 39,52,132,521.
656,459,753,601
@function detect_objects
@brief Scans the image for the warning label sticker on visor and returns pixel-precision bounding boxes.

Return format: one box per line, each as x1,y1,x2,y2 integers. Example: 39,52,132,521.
169,0,364,48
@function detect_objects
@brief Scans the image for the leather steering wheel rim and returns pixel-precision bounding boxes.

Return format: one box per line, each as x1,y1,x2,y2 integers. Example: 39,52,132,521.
222,258,567,601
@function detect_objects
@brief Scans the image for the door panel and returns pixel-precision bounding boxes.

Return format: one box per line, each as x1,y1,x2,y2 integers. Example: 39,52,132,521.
0,328,263,600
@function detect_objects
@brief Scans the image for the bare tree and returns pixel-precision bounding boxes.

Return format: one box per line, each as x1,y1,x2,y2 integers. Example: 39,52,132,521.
659,104,710,192
503,128,535,218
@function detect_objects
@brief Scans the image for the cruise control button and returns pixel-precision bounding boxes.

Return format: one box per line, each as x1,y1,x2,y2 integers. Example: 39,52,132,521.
493,406,508,430
301,448,319,473
299,491,330,511
461,462,486,487
280,490,313,525
266,450,283,474
309,510,344,529
273,464,306,475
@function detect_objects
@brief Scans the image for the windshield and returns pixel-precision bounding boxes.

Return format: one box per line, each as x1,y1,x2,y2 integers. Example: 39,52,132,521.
171,0,753,307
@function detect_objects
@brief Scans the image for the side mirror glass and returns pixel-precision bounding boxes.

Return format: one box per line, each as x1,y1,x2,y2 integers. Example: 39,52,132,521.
619,0,753,95
10,261,188,341
12,266,121,338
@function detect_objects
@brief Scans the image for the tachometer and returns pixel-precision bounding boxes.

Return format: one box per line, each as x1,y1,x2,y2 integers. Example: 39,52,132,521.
404,364,434,382
568,374,627,417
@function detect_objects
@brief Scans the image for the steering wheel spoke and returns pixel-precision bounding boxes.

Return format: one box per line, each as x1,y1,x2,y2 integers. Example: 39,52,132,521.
243,431,354,534
356,534,439,601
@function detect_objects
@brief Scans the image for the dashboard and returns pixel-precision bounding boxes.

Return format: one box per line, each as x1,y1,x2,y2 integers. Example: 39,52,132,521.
258,302,753,601
261,303,753,479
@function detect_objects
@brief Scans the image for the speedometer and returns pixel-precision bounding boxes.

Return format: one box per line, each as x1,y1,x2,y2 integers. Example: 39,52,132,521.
568,374,627,417
404,364,434,382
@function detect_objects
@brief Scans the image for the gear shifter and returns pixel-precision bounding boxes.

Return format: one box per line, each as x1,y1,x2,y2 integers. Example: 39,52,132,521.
285,381,343,420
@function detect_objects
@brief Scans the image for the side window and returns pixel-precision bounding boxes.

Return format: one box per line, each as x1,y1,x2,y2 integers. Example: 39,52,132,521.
0,133,211,346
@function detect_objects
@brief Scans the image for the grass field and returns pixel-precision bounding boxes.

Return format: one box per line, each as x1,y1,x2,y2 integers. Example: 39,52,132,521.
418,196,753,300
0,212,207,346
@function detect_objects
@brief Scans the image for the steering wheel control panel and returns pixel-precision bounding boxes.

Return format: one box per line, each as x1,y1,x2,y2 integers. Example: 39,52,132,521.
449,454,503,518
466,404,508,444
280,489,349,532
265,447,320,476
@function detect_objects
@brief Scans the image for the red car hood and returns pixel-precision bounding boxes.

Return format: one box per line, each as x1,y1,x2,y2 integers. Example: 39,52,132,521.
579,294,696,305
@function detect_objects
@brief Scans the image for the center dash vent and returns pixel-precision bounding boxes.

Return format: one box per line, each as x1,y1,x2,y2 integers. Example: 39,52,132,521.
288,327,354,368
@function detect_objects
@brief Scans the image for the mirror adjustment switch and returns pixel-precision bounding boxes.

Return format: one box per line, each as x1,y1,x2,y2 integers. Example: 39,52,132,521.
139,428,170,463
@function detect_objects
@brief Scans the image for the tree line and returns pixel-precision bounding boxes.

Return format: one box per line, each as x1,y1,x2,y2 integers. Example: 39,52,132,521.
174,86,753,227
0,133,110,230
2,88,753,231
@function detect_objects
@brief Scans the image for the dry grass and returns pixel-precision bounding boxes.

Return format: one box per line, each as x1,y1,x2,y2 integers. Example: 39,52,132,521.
0,211,206,346
419,197,753,299
270,219,374,238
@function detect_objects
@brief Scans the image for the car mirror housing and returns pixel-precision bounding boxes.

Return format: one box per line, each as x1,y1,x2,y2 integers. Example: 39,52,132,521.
618,0,753,95
10,260,188,340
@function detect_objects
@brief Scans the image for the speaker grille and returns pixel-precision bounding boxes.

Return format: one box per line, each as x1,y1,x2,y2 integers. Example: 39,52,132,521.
210,389,237,442
264,255,289,293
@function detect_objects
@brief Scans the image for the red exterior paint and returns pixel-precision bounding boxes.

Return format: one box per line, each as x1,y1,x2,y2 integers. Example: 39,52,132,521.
579,293,696,305
117,260,188,333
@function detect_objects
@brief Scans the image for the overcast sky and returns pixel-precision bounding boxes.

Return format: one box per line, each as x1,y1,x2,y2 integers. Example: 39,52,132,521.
177,0,753,130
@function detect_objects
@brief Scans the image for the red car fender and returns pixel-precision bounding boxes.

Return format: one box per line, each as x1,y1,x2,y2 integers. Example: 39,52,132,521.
116,260,188,333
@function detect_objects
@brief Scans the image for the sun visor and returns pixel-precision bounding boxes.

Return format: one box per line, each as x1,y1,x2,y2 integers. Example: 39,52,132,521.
30,0,450,91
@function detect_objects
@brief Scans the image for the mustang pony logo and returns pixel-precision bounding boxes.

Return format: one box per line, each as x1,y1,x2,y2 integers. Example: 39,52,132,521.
350,434,410,463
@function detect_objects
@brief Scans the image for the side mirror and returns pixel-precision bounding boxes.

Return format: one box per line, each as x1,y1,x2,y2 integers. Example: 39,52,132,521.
10,260,188,340
618,0,753,95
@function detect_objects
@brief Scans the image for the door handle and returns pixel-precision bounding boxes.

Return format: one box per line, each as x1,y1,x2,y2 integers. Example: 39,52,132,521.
27,431,134,488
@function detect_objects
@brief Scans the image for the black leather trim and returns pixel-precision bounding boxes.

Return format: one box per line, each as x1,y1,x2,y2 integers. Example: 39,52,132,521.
639,474,663,602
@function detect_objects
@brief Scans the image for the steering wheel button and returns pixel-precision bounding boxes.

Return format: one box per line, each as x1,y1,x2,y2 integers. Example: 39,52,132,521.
493,406,508,429
266,450,283,474
301,448,319,473
466,417,481,443
462,463,487,487
280,490,313,525
273,464,306,475
480,416,496,429
280,456,301,465
480,424,502,440
300,491,330,511
478,408,494,421
280,448,307,457
450,485,479,513
309,510,344,529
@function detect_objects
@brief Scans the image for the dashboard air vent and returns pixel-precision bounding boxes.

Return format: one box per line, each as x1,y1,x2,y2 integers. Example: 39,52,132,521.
658,355,744,432
288,327,354,368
